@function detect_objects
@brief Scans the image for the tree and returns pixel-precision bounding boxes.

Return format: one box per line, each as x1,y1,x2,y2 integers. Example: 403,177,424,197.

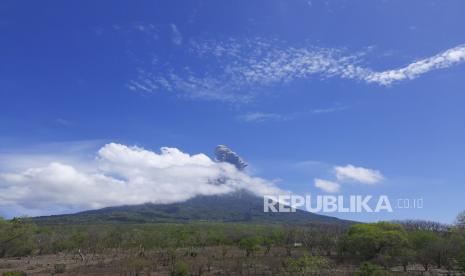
238,236,262,257
394,219,449,232
263,229,284,255
438,229,465,270
456,211,465,230
284,227,298,257
457,252,465,272
0,218,38,257
340,222,408,265
408,230,440,271
397,248,415,272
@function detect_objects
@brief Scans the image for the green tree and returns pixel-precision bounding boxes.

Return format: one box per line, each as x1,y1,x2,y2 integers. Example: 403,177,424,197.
263,229,284,255
443,230,465,269
0,218,38,257
238,236,262,257
397,247,415,272
408,230,440,271
340,222,408,265
457,252,465,272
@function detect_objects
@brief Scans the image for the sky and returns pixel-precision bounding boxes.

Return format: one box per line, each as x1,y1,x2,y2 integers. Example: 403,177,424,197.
1,0,465,223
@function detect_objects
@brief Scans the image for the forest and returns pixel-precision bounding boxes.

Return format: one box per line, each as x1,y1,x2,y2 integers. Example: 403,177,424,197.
1,212,465,275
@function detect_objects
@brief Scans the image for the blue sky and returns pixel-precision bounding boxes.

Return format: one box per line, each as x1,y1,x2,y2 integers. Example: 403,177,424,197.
1,0,465,223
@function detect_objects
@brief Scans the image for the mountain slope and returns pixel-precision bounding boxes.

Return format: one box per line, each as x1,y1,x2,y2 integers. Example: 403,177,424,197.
31,191,350,225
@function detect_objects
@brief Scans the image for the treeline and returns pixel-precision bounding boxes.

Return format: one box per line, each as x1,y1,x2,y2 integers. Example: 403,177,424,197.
340,221,465,272
1,212,465,274
0,221,342,258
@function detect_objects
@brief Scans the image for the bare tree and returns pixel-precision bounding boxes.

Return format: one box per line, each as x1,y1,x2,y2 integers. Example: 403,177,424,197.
456,211,465,229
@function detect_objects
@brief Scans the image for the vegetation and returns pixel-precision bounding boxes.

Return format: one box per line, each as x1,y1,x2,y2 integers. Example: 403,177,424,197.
53,263,66,274
356,262,386,276
2,272,27,276
285,255,333,275
340,222,409,264
1,212,465,274
0,217,38,258
29,191,346,225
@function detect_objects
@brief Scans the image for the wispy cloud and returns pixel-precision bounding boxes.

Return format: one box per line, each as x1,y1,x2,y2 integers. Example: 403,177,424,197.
55,118,72,127
238,104,348,123
124,28,465,102
364,45,465,85
237,112,290,123
127,36,366,102
312,105,349,114
170,24,183,46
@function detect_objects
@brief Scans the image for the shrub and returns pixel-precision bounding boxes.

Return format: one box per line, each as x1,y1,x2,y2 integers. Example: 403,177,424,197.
356,262,385,276
172,261,189,276
2,272,27,276
286,254,332,275
54,263,66,273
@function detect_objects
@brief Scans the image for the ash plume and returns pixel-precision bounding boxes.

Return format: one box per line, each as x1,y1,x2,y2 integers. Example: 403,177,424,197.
214,145,248,171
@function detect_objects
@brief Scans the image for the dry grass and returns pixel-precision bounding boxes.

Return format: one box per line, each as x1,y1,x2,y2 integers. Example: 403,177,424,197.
0,247,461,275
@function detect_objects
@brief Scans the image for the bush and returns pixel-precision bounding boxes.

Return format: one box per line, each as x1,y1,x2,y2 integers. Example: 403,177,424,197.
54,263,66,273
2,272,27,276
172,261,189,276
286,254,332,275
356,262,385,276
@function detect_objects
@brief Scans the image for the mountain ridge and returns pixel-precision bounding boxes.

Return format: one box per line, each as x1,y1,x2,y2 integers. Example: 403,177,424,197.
29,190,352,226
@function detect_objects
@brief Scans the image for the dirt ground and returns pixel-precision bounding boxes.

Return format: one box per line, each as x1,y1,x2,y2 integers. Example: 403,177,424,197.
0,249,462,275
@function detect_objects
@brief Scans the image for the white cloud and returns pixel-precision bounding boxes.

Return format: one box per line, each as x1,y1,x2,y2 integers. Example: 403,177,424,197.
126,32,465,102
334,164,384,184
0,143,282,216
314,178,340,193
128,37,365,102
365,45,465,85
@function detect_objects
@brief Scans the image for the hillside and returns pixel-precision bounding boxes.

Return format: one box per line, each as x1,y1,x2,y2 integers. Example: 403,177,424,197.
30,191,350,225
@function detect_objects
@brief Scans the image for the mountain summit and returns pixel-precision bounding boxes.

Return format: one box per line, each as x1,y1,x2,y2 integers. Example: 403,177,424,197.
29,146,349,226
